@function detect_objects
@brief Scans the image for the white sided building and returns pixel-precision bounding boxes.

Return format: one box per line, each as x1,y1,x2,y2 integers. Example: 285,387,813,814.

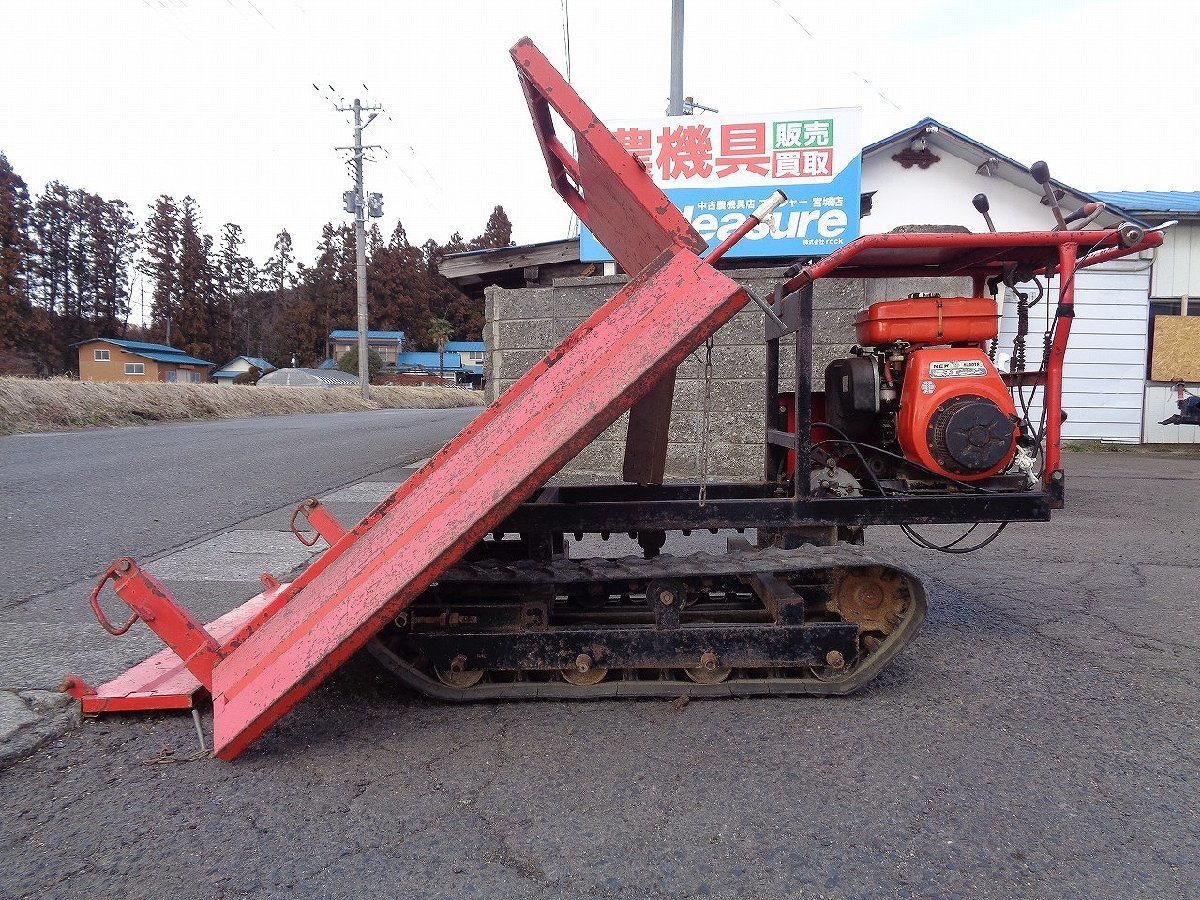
861,119,1157,444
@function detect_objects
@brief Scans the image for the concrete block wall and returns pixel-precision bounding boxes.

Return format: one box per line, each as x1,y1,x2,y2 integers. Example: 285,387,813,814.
484,269,882,480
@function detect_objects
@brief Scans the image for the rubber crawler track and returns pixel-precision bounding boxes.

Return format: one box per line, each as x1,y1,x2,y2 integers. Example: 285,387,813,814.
369,544,928,701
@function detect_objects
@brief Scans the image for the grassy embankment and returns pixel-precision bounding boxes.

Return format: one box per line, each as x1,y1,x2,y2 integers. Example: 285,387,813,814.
0,376,485,435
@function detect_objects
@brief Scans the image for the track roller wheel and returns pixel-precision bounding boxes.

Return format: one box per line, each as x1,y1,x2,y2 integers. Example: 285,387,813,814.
561,667,609,686
808,649,852,682
683,650,731,684
683,666,732,684
435,656,485,688
561,653,607,685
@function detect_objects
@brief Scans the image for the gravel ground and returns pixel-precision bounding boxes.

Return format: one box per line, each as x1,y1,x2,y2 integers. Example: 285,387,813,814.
0,450,1197,899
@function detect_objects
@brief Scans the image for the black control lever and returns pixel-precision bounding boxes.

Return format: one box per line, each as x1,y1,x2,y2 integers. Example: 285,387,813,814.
1030,160,1067,229
972,193,997,232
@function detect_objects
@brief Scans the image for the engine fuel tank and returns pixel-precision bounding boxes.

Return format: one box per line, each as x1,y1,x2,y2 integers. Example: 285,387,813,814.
897,347,1017,481
855,296,998,347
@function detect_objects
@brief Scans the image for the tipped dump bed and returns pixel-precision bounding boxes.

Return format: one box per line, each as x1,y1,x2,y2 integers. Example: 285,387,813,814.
212,249,749,757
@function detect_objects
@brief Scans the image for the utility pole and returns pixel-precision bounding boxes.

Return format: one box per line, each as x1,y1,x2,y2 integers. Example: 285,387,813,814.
666,4,717,118
336,98,383,399
668,0,685,116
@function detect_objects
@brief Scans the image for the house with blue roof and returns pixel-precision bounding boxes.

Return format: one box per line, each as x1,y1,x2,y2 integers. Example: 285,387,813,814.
326,330,406,368
76,338,215,384
396,350,462,374
212,355,275,385
394,349,482,388
443,340,485,381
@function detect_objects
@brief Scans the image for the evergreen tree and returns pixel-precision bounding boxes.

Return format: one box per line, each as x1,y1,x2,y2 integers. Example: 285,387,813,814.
172,196,216,360
139,195,181,344
275,224,350,366
88,197,137,337
367,219,431,347
30,182,77,321
0,154,48,363
262,228,296,291
248,228,297,363
471,205,513,250
27,183,137,368
217,222,255,359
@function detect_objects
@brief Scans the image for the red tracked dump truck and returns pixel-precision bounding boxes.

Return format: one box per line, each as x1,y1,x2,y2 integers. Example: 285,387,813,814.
64,38,1163,759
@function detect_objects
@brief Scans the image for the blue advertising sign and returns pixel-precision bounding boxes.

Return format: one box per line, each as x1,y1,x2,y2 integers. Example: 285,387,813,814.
580,107,863,261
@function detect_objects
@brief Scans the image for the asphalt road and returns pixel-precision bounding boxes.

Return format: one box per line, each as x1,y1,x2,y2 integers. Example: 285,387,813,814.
0,408,480,601
1,435,1198,899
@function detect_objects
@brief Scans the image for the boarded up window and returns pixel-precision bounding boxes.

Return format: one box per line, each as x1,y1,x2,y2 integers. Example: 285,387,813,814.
1150,316,1200,382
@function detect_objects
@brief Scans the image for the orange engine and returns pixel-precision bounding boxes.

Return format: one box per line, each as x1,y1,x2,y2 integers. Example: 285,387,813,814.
896,347,1017,480
823,294,1019,482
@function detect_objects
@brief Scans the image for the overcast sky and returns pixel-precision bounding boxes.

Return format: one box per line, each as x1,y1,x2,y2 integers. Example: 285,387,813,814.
4,0,1197,268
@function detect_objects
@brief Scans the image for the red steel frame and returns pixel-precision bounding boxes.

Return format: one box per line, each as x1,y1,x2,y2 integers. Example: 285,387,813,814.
777,228,1162,485
65,38,1162,760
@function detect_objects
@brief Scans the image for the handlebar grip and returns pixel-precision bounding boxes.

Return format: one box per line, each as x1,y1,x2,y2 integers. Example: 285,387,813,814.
1063,202,1101,224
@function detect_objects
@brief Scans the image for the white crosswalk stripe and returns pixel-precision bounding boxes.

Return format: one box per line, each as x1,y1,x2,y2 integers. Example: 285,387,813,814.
318,482,403,504
150,530,326,582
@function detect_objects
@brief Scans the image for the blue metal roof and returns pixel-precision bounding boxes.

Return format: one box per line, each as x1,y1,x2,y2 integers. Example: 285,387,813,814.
136,350,216,366
76,337,180,354
396,351,462,371
444,341,484,352
1092,191,1200,215
77,337,214,367
328,330,406,341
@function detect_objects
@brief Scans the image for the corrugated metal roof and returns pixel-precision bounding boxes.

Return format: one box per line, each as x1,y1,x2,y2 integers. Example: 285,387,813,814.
328,330,406,340
396,351,462,370
135,350,215,366
76,337,179,353
444,341,484,352
1092,191,1200,215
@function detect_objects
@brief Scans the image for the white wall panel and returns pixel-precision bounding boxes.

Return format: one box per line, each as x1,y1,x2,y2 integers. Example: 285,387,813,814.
998,261,1151,442
1151,223,1200,298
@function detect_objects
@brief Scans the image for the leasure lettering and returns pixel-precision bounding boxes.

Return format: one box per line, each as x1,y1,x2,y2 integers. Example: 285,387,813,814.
682,205,849,242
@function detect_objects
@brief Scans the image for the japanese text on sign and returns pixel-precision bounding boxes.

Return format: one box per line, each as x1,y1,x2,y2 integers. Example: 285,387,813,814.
582,107,863,261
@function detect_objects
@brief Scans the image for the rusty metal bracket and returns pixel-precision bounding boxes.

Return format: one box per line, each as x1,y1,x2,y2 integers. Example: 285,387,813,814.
89,560,141,636
289,501,322,546
88,557,224,691
290,498,347,547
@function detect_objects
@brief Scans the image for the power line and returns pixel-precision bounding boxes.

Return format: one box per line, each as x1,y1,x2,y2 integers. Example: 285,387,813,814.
561,0,572,84
769,0,903,112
